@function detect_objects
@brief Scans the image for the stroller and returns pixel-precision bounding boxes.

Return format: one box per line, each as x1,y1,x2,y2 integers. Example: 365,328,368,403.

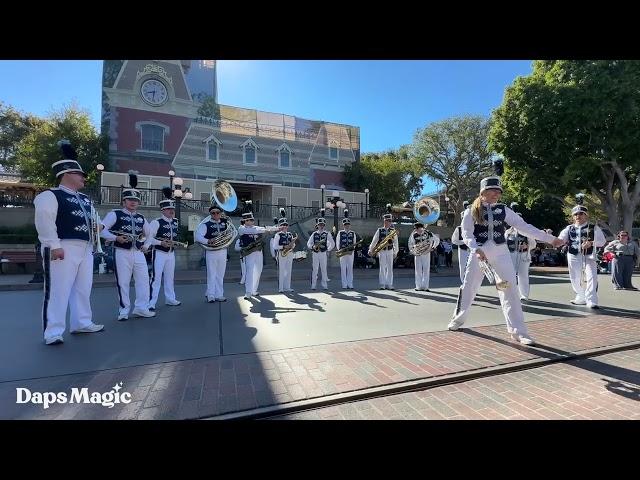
598,250,613,274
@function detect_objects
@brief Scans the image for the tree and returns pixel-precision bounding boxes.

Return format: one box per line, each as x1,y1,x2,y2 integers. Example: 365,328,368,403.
14,103,108,187
490,60,640,233
410,115,496,220
0,101,43,171
343,147,423,205
197,95,220,119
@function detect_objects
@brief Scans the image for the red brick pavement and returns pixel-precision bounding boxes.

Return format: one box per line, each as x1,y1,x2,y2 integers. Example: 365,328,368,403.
277,348,640,420
1,314,638,420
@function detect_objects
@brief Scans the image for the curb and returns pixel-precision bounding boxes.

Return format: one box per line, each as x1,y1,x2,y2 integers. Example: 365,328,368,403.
204,340,640,420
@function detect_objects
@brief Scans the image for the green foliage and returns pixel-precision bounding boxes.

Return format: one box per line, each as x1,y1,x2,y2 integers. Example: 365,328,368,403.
490,60,640,232
196,95,220,119
13,103,108,187
343,147,423,205
410,115,495,218
0,101,43,170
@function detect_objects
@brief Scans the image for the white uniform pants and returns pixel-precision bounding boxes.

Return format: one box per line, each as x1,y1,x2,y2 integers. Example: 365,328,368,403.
458,248,470,283
449,241,530,337
244,251,263,295
339,253,354,288
148,249,177,308
510,251,531,299
205,249,227,299
278,253,294,291
568,253,598,305
41,240,94,340
311,251,328,289
378,249,394,287
114,248,150,316
240,257,246,284
414,254,431,289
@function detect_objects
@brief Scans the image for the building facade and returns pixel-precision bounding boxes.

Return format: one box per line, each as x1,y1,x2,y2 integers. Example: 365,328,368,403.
101,60,363,209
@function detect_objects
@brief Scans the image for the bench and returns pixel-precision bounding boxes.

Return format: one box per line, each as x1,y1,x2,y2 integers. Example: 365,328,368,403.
0,250,37,274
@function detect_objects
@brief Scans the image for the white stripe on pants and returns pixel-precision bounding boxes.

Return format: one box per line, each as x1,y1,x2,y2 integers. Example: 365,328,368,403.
568,253,598,304
278,253,294,291
414,254,431,289
149,249,177,308
205,249,227,298
449,241,530,337
244,251,263,295
378,249,394,287
510,251,531,299
458,248,470,283
42,240,94,340
339,253,354,288
311,251,328,288
114,248,150,316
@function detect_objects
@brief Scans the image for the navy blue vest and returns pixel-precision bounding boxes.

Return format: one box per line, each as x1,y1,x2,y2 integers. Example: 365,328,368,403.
49,188,92,242
278,232,294,246
155,217,179,253
239,227,261,248
312,231,329,252
506,231,528,253
473,204,507,246
110,210,145,250
568,223,595,255
204,219,228,241
455,226,468,251
338,231,356,249
377,227,395,250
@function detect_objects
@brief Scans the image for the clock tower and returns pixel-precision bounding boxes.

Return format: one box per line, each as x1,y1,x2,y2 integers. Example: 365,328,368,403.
101,60,206,176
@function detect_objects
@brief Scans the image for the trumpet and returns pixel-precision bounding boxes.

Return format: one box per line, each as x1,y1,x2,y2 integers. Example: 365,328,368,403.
479,259,509,291
110,230,146,243
155,237,189,249
90,206,105,256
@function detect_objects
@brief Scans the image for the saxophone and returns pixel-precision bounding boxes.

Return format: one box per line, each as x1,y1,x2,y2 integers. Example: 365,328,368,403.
336,239,363,258
371,228,398,256
280,233,298,257
240,238,264,258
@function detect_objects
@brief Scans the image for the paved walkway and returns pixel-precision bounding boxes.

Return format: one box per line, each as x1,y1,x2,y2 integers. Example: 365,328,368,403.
2,313,638,420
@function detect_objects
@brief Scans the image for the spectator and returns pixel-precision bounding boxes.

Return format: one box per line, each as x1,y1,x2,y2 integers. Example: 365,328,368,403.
604,231,639,290
442,238,453,267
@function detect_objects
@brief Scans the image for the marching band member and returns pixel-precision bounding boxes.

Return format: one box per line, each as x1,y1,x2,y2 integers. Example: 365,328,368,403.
557,194,606,308
101,171,155,321
336,210,359,289
235,219,246,285
237,208,279,299
447,160,564,345
451,201,470,282
408,221,439,291
368,205,399,290
195,204,231,303
144,188,182,311
34,140,104,345
272,208,296,293
307,210,335,290
505,202,536,301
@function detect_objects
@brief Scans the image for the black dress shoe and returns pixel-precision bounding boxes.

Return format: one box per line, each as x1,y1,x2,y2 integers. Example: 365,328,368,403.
148,307,155,312
590,305,601,310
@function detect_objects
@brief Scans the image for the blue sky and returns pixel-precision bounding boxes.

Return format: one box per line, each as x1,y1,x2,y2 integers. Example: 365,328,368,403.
0,60,533,193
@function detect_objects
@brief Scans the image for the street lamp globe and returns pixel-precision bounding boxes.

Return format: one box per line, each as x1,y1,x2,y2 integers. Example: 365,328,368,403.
320,184,326,190
96,164,104,171
364,188,369,194
173,177,184,187
174,189,183,198
184,192,193,200
168,170,175,177
337,201,346,208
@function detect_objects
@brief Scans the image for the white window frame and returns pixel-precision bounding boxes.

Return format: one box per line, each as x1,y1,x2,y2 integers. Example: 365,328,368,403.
329,140,339,161
136,121,170,154
203,134,222,163
240,138,259,166
276,143,293,169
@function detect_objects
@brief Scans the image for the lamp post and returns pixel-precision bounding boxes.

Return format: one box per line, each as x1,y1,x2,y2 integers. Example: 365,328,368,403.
444,195,450,227
326,190,346,237
168,170,175,191
364,188,369,219
173,177,183,224
96,163,104,204
320,184,325,214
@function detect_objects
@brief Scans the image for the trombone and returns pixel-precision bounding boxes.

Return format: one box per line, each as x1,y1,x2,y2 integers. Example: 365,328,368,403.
155,237,189,249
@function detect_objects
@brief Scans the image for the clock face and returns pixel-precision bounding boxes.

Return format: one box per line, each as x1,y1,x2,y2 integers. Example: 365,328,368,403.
140,79,168,106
